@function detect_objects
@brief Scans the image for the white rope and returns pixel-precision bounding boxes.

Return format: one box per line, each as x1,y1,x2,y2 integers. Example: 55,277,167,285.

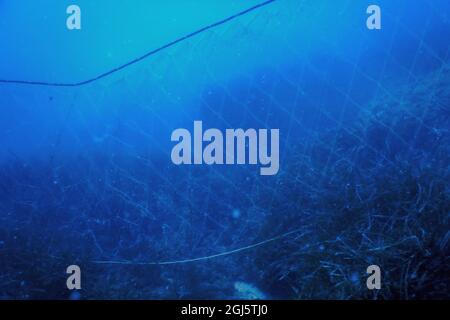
92,228,307,266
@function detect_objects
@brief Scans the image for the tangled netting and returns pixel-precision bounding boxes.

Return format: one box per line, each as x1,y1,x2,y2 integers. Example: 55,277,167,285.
1,65,448,299
254,65,450,299
0,1,449,300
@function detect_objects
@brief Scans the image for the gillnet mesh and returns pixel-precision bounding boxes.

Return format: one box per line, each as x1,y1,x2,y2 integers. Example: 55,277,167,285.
0,0,449,299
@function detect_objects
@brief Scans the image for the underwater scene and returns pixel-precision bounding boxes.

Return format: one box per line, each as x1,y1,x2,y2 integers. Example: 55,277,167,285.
0,0,449,300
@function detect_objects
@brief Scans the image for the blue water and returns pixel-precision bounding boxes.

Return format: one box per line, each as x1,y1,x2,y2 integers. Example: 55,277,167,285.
0,0,449,299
